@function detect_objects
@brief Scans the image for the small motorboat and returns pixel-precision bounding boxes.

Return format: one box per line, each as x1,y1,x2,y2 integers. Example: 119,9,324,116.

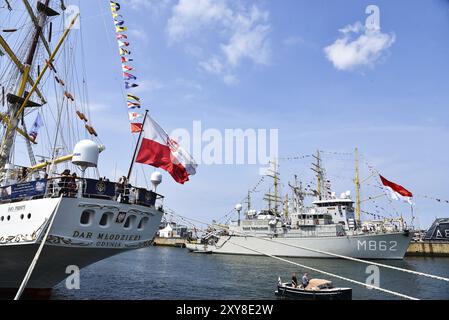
275,277,352,300
185,243,213,254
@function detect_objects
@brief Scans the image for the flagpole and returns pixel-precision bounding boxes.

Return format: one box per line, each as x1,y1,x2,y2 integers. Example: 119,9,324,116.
127,110,149,181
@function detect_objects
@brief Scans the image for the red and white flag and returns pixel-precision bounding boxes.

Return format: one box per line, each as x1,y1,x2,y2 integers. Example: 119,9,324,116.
380,175,413,205
135,114,197,184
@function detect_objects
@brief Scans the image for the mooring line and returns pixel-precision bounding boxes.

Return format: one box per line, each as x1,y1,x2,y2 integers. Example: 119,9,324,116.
228,240,419,300
232,233,449,283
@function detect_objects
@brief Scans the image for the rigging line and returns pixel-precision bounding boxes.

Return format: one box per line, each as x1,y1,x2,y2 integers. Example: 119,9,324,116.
227,240,418,301
170,211,449,284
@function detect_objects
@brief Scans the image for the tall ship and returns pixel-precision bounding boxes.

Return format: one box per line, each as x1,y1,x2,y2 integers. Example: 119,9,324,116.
0,1,195,298
187,150,412,259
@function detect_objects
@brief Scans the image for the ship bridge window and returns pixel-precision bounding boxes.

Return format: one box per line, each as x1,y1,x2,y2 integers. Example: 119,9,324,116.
99,212,114,227
124,215,136,230
138,217,149,231
80,210,94,226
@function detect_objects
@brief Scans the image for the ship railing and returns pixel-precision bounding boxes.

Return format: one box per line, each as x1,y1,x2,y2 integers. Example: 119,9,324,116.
0,177,164,209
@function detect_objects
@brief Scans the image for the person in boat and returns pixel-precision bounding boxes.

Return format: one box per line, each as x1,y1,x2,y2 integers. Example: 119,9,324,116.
302,273,310,288
291,273,298,288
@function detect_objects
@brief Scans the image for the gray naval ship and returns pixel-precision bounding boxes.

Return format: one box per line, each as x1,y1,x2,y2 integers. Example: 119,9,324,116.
187,150,412,259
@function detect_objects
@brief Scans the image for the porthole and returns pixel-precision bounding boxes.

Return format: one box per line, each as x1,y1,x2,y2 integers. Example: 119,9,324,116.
7,216,10,221
80,210,94,226
137,217,149,231
124,215,136,230
20,214,24,220
27,213,31,219
99,212,113,227
0,216,4,222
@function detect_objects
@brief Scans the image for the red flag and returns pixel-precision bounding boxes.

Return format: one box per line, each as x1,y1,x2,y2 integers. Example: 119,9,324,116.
135,115,197,184
130,123,143,133
380,175,413,204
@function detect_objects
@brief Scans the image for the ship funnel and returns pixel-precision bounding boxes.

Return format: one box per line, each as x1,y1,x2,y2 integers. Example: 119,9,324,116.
151,171,163,192
72,140,102,169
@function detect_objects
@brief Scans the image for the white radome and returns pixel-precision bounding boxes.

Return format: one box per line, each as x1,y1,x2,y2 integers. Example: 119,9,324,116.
151,171,163,187
72,140,101,168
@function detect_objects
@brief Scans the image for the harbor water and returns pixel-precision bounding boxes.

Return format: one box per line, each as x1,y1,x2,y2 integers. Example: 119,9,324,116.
52,246,449,300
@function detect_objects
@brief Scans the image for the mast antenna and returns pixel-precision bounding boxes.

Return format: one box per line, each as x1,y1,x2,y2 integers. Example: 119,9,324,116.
354,147,362,222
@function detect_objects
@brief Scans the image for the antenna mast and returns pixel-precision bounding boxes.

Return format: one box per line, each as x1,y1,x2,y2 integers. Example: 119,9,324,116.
354,147,361,221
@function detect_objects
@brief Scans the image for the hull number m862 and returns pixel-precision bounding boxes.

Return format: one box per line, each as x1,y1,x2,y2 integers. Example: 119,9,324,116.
357,240,397,251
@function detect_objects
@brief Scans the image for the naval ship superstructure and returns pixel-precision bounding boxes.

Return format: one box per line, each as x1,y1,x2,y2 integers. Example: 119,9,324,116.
188,151,412,259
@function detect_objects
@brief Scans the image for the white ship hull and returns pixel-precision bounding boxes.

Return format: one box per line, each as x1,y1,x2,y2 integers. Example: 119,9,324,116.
0,197,163,290
187,232,412,260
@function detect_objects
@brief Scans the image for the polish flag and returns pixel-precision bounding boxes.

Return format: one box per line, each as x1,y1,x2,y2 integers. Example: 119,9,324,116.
380,175,413,205
135,115,197,184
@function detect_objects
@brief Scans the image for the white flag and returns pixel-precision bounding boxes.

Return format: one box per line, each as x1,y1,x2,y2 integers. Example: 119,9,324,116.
128,112,143,121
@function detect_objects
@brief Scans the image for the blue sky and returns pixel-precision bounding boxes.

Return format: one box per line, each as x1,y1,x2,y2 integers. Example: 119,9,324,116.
67,0,449,229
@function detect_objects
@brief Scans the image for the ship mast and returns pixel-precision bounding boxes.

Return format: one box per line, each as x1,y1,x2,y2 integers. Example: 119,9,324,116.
263,159,282,215
311,150,323,200
354,147,362,221
0,0,53,170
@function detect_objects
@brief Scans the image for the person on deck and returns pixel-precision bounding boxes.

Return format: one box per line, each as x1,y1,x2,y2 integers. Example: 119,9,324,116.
116,176,129,203
58,169,71,196
68,172,78,197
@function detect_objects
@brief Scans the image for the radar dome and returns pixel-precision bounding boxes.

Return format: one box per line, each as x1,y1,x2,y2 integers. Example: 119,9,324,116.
72,140,101,168
151,171,163,189
235,203,243,212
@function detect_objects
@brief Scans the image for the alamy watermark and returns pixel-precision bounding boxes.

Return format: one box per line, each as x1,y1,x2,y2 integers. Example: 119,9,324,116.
170,121,279,171
65,265,80,290
365,265,380,289
365,5,381,31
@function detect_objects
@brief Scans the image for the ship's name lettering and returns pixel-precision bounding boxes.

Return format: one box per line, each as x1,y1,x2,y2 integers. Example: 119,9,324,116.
72,231,141,241
357,240,398,251
8,205,26,213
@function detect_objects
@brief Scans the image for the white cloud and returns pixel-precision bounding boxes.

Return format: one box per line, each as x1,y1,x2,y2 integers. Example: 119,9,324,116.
324,21,395,71
167,0,232,42
221,6,271,67
199,56,225,75
167,0,271,85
